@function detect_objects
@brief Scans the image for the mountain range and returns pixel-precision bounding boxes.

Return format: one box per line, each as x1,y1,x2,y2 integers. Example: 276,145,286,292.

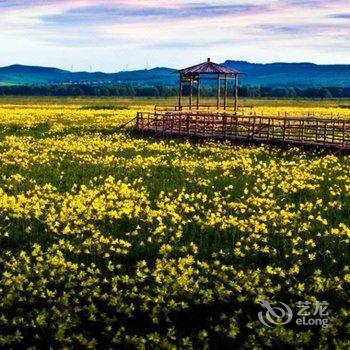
1,61,350,87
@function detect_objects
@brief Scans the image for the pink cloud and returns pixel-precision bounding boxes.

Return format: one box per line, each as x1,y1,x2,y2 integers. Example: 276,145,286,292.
1,0,349,70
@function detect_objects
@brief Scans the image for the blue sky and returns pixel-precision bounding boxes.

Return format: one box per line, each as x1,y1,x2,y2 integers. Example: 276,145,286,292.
0,0,349,72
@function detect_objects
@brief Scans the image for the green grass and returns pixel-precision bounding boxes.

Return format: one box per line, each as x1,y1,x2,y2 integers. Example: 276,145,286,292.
0,98,349,349
0,95,349,108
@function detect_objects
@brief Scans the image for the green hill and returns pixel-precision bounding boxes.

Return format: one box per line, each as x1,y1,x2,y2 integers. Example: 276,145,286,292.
1,61,350,87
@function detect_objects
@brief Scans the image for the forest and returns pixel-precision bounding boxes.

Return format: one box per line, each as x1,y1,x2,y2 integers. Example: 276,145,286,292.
1,84,350,98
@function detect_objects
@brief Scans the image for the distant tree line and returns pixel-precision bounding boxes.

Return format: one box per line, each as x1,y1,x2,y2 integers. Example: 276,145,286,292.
0,85,350,98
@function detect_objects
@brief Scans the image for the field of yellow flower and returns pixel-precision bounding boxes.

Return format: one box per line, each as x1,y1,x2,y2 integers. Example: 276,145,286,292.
0,101,349,349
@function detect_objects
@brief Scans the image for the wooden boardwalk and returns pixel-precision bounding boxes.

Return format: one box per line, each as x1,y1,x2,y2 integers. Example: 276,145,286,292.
136,111,350,152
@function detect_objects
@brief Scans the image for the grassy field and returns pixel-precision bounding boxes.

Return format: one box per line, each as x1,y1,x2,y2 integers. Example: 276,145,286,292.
0,98,349,349
1,95,350,108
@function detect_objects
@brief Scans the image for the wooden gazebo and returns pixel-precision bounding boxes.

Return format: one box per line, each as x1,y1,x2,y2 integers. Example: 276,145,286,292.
178,58,240,112
135,58,350,153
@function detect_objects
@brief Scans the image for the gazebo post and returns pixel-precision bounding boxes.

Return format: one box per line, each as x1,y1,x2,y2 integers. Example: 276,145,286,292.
189,77,193,110
177,58,240,112
234,74,238,113
217,74,220,110
196,77,200,110
178,75,183,111
224,74,228,110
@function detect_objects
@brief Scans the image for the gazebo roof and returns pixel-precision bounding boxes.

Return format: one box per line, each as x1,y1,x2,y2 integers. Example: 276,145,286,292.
179,58,240,75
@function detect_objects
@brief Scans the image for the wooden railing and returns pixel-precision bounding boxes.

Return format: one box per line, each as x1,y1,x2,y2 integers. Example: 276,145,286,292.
153,105,344,118
136,111,350,150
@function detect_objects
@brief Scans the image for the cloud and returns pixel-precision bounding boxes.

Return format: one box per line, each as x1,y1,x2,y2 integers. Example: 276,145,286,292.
40,2,265,27
0,0,349,70
259,22,350,36
331,13,350,18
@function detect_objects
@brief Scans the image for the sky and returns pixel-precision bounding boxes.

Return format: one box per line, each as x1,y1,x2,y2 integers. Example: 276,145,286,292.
0,0,349,72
